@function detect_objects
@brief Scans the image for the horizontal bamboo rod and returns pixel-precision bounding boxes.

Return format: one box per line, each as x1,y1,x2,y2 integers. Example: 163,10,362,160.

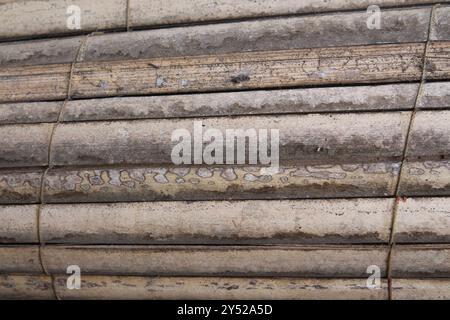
2,41,450,103
2,274,448,300
0,162,400,204
1,110,449,170
0,83,421,124
2,6,448,69
391,245,450,278
0,4,446,45
0,245,390,277
0,274,392,300
1,81,449,125
0,244,448,277
2,197,448,245
38,199,394,245
391,279,450,300
398,159,450,196
0,274,54,300
0,112,412,168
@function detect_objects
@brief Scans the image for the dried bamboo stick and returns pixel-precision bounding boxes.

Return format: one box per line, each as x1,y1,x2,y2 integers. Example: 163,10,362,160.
0,112,410,168
39,162,402,203
0,244,389,277
0,168,43,204
391,245,450,278
391,279,450,300
1,81,449,125
2,275,448,300
0,274,390,300
54,276,387,300
2,41,450,103
2,244,448,277
2,197,447,245
0,274,53,300
0,205,37,243
0,84,419,124
39,199,394,245
0,2,445,41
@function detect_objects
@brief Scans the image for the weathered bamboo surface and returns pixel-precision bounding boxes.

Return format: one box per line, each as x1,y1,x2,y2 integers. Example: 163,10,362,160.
391,245,450,277
2,244,448,277
0,275,390,300
1,2,450,301
1,197,448,245
0,163,400,204
391,279,450,300
38,199,394,245
2,275,448,300
2,110,450,202
1,274,449,300
36,245,390,277
0,112,410,167
0,204,37,243
0,2,447,41
2,41,450,103
49,277,450,300
0,274,54,300
0,84,420,124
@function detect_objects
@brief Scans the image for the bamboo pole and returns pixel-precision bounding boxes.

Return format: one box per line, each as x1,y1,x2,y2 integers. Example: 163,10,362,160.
391,279,450,300
2,41,450,103
0,2,447,41
0,244,390,277
0,81,447,124
0,112,410,168
2,275,448,300
0,274,390,300
39,199,394,245
2,244,448,278
0,274,54,300
2,197,447,245
391,245,450,278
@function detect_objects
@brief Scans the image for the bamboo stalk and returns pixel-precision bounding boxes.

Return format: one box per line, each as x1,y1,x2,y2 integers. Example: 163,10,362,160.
3,42,450,103
0,168,43,204
0,2,445,42
0,0,126,40
1,81,448,125
391,245,450,278
2,275,448,300
0,112,410,168
0,205,38,243
54,276,388,300
395,197,450,243
0,244,389,277
0,274,53,300
391,279,450,300
399,160,450,196
39,199,394,245
21,162,402,203
0,274,390,300
2,197,447,245
0,101,62,125
417,82,450,109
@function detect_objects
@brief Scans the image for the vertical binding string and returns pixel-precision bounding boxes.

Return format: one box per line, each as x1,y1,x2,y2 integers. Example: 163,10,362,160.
35,33,91,300
126,0,132,32
386,4,439,300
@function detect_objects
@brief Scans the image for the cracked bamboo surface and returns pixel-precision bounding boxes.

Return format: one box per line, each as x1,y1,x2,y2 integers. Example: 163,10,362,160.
1,41,450,103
